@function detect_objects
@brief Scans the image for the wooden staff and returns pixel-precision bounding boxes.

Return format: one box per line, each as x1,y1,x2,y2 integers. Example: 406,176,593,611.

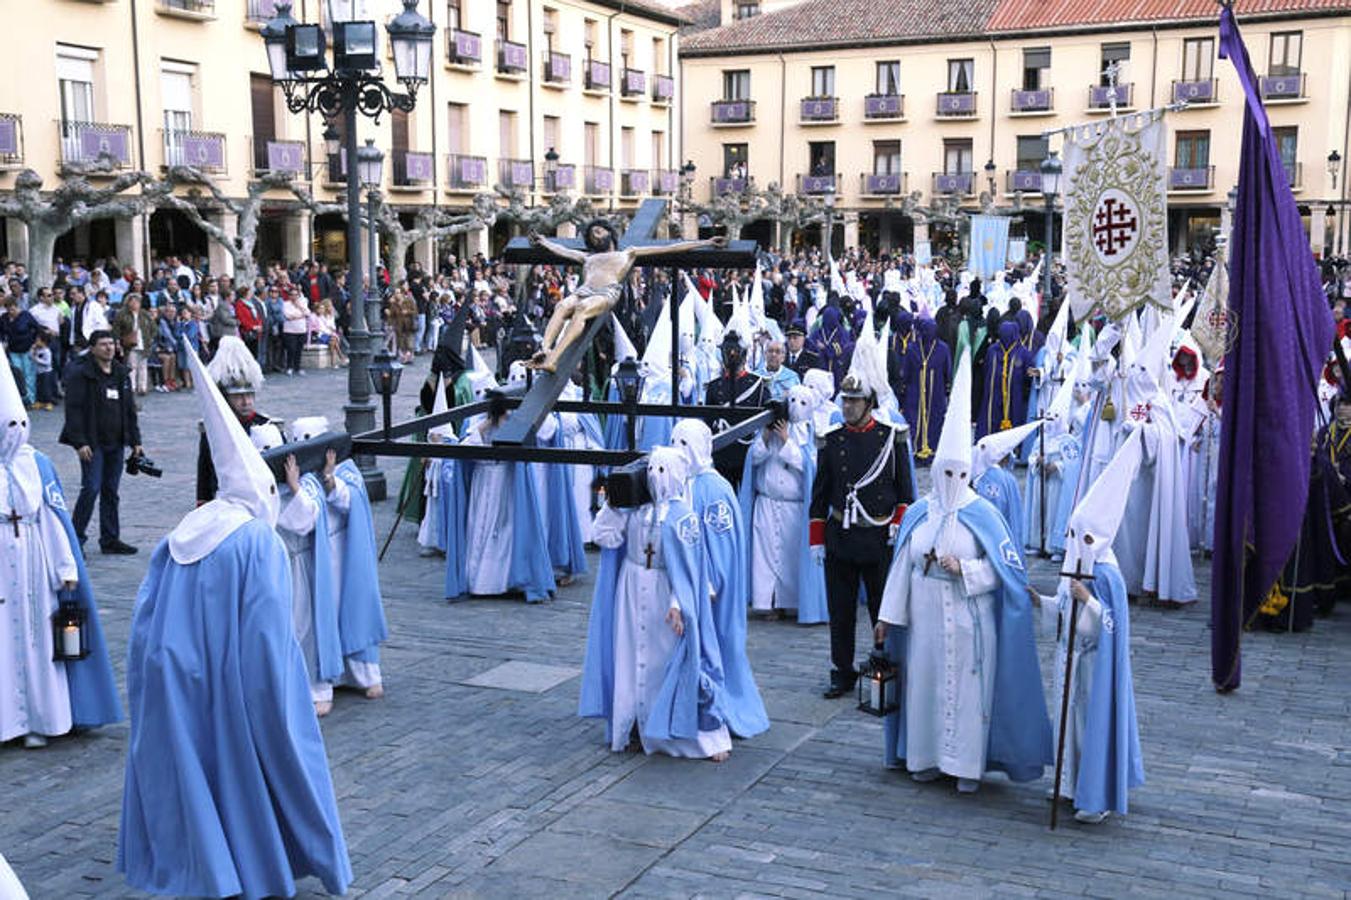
1050,559,1093,830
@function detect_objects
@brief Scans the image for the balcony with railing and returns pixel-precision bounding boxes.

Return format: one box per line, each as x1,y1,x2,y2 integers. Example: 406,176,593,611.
157,0,214,19
860,172,906,196
58,121,134,172
1172,78,1218,105
1261,72,1306,101
446,29,482,67
932,171,974,195
392,150,435,189
936,91,977,118
800,97,838,124
797,173,837,195
0,114,24,168
1167,165,1214,191
584,59,611,92
712,175,750,195
446,153,488,191
652,74,674,104
621,169,650,197
543,51,571,86
711,99,755,125
544,164,576,193
162,129,227,174
1010,88,1053,114
251,138,307,178
497,40,527,76
1088,83,1133,110
245,0,276,23
652,169,679,195
864,93,904,120
1006,169,1043,194
499,158,534,189
621,68,646,99
584,166,614,195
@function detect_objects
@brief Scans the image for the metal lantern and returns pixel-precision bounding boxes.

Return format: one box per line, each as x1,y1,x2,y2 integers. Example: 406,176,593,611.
1039,150,1063,198
51,592,89,662
614,357,644,405
260,0,301,82
286,22,328,74
857,649,900,717
357,138,384,189
332,20,378,72
369,351,403,397
322,124,342,158
387,0,436,85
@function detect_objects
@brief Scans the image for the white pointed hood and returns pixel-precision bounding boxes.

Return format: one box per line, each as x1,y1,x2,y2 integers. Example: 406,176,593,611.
1063,428,1145,575
971,419,1042,483
470,343,493,377
931,352,975,512
1043,297,1071,372
846,309,897,412
169,343,280,564
0,346,30,465
428,374,457,442
1044,361,1078,435
646,445,689,510
611,313,638,363
642,311,672,374
249,423,285,452
670,417,715,474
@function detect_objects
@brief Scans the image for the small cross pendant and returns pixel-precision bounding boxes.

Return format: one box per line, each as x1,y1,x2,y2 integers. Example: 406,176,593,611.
643,543,655,569
922,547,939,576
6,509,20,539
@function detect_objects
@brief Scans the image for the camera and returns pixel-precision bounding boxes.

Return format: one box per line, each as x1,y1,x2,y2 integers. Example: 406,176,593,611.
765,397,788,426
125,453,163,478
606,458,651,509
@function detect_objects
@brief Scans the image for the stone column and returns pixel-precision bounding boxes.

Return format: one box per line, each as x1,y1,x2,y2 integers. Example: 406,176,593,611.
556,221,577,239
114,214,146,274
4,218,29,265
464,224,489,258
283,209,313,263
413,234,435,273
913,216,930,249
842,212,860,252
208,210,238,278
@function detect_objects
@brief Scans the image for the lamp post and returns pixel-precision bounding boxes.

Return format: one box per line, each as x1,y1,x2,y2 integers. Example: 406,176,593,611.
984,158,997,198
358,138,384,344
260,0,434,501
1039,151,1062,317
544,145,559,193
678,159,697,236
1329,151,1344,256
614,358,644,451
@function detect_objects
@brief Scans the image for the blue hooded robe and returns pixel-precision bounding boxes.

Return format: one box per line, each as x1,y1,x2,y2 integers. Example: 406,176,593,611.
118,521,351,900
332,460,388,666
881,496,1053,783
541,418,588,577
974,465,1026,566
35,451,121,728
578,499,728,744
737,435,829,625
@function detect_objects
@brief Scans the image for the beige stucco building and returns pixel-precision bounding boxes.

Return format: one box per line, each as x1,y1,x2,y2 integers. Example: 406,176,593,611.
0,0,683,277
678,0,1351,257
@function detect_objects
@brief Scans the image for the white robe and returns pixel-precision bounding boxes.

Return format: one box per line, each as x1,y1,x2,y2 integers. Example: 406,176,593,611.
1111,413,1198,603
749,430,806,611
463,425,513,595
593,505,731,759
0,448,78,741
1039,581,1104,800
879,508,1002,779
559,411,598,544
417,459,445,553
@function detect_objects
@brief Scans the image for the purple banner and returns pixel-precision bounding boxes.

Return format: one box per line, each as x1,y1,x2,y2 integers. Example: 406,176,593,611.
552,165,575,189
548,53,570,81
712,100,751,123
865,173,902,194
624,70,646,94
1011,89,1051,111
77,127,130,165
458,156,486,184
587,60,610,88
801,174,835,193
934,172,972,194
937,92,976,115
0,118,17,156
658,170,678,193
1260,75,1301,98
592,169,613,191
1169,167,1210,189
510,161,533,185
625,171,649,193
405,151,433,182
864,94,902,117
266,141,303,172
181,134,225,169
453,30,481,62
714,177,746,194
1090,84,1130,107
1010,170,1042,192
500,41,527,70
1173,79,1215,103
653,75,674,100
800,98,836,121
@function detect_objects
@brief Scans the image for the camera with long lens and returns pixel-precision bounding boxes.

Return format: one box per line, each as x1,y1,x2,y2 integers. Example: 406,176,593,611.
125,453,163,478
606,458,651,509
765,397,788,425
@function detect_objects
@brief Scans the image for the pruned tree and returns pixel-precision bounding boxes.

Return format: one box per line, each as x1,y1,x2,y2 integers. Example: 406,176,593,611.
686,182,772,240
768,186,832,253
160,166,298,285
0,168,170,288
491,185,597,234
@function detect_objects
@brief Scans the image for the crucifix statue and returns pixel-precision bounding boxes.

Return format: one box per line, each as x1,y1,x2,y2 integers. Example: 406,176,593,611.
527,220,726,373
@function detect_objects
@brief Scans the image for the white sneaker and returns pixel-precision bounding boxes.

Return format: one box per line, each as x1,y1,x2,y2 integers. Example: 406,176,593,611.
956,778,981,793
1074,810,1110,825
23,734,47,749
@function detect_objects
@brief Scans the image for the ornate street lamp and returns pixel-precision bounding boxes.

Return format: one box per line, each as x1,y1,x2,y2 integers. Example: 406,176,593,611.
1039,151,1062,316
1328,149,1342,191
614,357,645,451
358,138,384,336
258,0,435,501
984,158,997,197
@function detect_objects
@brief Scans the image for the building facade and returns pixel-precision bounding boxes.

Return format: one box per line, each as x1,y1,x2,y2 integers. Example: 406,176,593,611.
679,0,1351,257
0,0,683,278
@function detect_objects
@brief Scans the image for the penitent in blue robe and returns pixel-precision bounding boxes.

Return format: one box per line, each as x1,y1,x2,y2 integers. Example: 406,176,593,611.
688,468,769,738
35,452,122,728
974,465,1026,567
881,497,1053,783
332,461,388,667
542,419,588,577
118,521,351,900
431,457,470,601
579,498,728,745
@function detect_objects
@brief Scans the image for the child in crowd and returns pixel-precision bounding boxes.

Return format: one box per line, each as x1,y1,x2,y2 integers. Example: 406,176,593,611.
32,334,56,410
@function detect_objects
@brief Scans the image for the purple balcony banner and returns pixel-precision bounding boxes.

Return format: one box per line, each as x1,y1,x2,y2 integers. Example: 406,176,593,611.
1012,89,1051,111
801,98,836,120
500,42,527,70
1260,75,1301,98
865,94,902,117
453,31,481,61
588,60,610,87
182,134,225,169
627,171,649,193
459,157,486,184
714,177,746,194
1010,170,1042,192
267,141,303,172
549,54,571,80
938,92,976,114
553,165,575,189
653,75,674,100
659,171,678,193
866,173,901,194
1169,167,1210,189
625,70,646,94
594,169,613,190
801,174,835,193
78,127,130,165
1090,84,1130,107
713,101,750,123
0,118,17,156
510,161,533,185
934,173,972,193
1173,79,1215,102
405,152,434,182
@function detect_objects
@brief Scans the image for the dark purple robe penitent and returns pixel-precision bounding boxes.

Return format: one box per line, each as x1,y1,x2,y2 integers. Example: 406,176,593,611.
900,318,952,463
978,321,1035,439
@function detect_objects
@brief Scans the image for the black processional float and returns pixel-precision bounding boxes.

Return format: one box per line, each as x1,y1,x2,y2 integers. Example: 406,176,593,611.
350,199,776,478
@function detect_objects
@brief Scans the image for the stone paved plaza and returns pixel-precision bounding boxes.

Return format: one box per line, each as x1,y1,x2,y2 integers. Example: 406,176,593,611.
2,359,1349,899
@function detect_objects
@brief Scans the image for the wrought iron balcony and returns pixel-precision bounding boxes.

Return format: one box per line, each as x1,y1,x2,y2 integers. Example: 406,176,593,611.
1006,169,1043,193
251,138,307,178
497,40,527,75
162,129,227,173
544,164,576,193
711,99,755,125
622,68,646,98
621,169,650,196
1167,165,1214,191
1088,83,1133,109
1011,88,1053,113
936,91,977,117
1172,78,1218,104
392,150,435,187
1261,72,1305,101
860,172,906,196
246,0,276,22
0,114,24,168
584,165,614,195
498,158,534,189
797,173,837,195
158,0,214,17
652,169,679,195
447,153,488,190
864,93,904,120
447,29,482,66
58,120,134,172
544,51,571,85
800,97,838,123
932,171,974,195
585,59,611,91
652,74,674,103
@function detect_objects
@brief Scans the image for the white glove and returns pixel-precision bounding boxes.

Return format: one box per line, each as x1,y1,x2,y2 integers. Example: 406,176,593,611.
888,522,899,545
811,545,825,566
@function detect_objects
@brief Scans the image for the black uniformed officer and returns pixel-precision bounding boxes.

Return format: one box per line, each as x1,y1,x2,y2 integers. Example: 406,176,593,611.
784,320,822,380
809,375,915,698
704,330,767,489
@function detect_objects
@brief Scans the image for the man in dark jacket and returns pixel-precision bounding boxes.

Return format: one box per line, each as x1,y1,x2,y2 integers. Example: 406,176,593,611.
0,298,39,405
59,330,142,553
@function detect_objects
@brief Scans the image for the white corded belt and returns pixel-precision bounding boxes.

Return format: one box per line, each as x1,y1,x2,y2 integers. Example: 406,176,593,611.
842,428,895,530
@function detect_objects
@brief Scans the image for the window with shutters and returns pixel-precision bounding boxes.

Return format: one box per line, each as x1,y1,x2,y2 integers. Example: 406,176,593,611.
1182,38,1214,82
1175,130,1211,168
876,61,900,96
584,122,599,166
447,102,467,153
56,45,97,128
1016,135,1047,171
944,139,973,174
1022,48,1050,91
810,66,835,98
1100,42,1130,85
1269,31,1302,76
948,59,974,93
498,110,516,159
723,70,750,100
873,141,900,175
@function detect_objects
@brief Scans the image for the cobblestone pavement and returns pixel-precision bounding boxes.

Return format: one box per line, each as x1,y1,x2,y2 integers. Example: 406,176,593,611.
2,358,1349,899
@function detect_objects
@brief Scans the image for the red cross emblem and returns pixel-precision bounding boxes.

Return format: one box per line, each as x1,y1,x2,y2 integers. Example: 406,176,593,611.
1092,196,1139,258
1128,402,1151,422
1206,307,1228,330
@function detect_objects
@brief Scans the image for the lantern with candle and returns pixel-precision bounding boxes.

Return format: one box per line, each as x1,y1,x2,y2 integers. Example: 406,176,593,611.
51,591,90,662
857,649,900,717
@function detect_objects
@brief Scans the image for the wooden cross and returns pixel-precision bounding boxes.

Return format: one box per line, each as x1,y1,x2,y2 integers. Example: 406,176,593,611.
7,508,21,538
493,198,757,446
643,542,656,569
922,547,939,576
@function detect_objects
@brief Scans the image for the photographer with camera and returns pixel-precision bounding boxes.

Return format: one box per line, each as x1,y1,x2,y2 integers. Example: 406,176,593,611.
59,329,143,554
